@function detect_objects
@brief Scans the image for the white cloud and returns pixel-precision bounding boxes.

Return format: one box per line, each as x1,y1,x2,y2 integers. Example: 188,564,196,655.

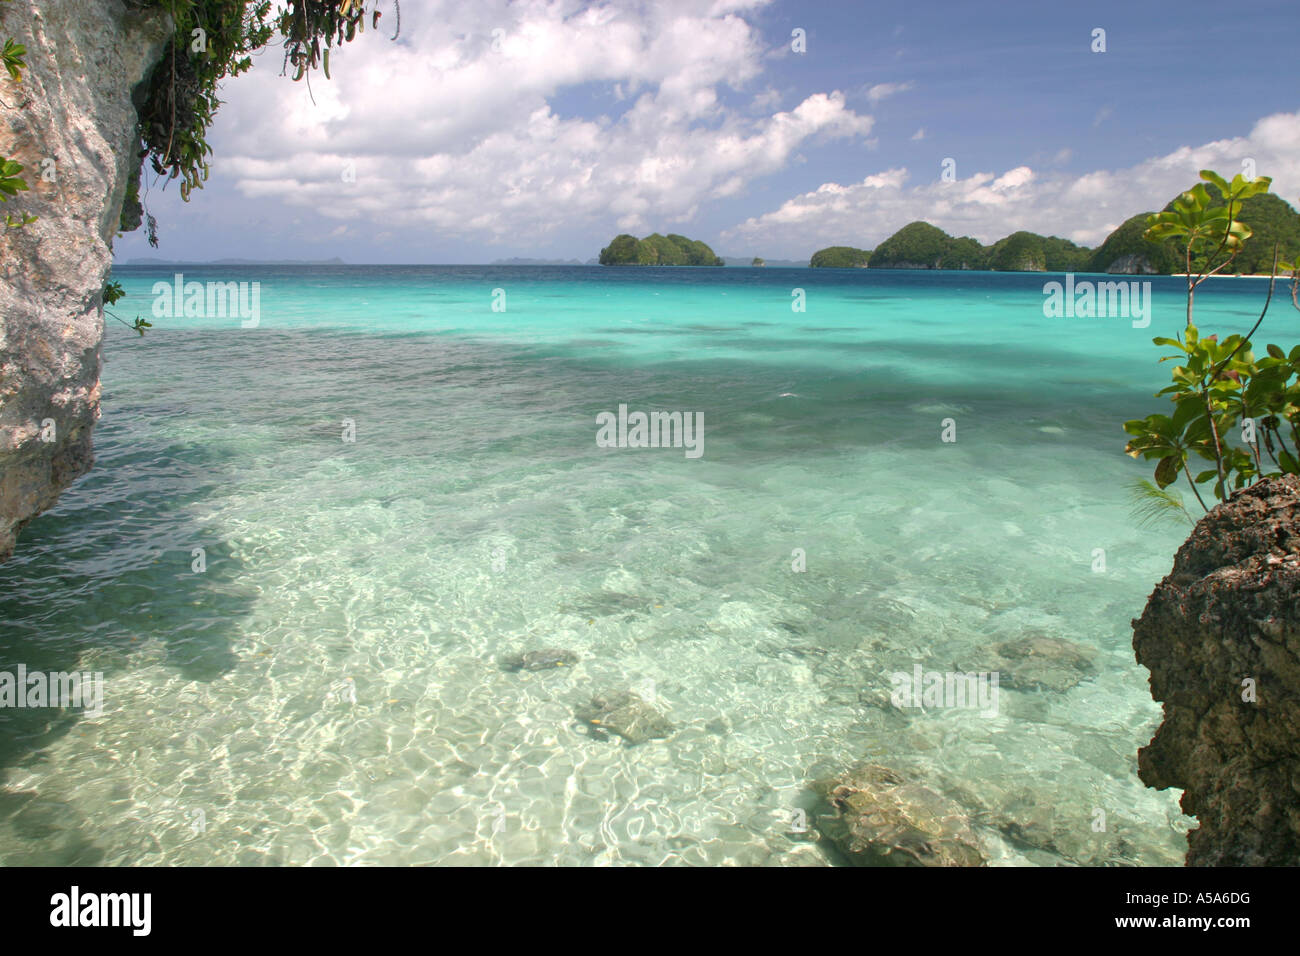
205,0,870,242
911,127,925,141
722,111,1300,257
865,81,913,104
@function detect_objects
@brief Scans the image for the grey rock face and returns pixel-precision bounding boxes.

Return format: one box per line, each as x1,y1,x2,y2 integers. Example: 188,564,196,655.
1105,253,1161,275
0,0,171,561
1133,475,1300,865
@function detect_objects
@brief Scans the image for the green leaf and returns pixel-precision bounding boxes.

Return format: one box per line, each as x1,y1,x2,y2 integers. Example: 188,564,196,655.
1199,169,1231,196
1155,454,1182,489
1171,396,1203,432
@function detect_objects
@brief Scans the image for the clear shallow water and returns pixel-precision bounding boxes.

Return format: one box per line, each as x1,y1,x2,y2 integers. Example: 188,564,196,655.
2,265,1274,865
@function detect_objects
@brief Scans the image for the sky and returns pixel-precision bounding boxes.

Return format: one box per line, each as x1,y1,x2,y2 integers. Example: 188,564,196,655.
112,0,1300,264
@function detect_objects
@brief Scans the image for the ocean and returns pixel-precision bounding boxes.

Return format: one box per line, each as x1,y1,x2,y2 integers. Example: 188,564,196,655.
1,264,1276,865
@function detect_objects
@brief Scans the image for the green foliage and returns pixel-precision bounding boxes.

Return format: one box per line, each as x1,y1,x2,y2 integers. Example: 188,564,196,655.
1123,322,1294,503
810,245,871,268
0,157,28,200
1,7,33,229
1038,235,1092,271
1086,213,1180,274
1216,193,1300,275
1146,171,1270,280
985,232,1044,272
598,234,639,264
1,35,25,81
863,223,1082,271
139,1,273,202
103,281,126,305
867,221,952,268
751,257,765,267
598,232,724,266
101,281,153,335
641,233,687,264
133,1,398,228
937,236,986,270
1090,175,1298,275
1123,169,1300,513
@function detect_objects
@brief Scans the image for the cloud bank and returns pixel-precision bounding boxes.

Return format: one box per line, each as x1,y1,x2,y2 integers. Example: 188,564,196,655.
212,0,872,240
724,111,1300,257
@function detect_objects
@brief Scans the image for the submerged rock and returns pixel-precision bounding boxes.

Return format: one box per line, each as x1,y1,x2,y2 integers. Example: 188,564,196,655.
576,690,673,744
499,648,579,672
811,764,986,866
992,633,1096,692
971,783,1153,866
560,591,650,619
1133,475,1300,866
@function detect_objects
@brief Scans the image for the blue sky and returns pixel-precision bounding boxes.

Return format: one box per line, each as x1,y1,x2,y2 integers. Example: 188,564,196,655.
112,0,1300,264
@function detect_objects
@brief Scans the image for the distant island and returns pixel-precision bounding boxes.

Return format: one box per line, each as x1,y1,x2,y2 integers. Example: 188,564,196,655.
809,186,1300,273
492,257,599,266
810,246,871,268
123,257,347,266
123,184,1299,275
598,233,724,266
720,256,809,267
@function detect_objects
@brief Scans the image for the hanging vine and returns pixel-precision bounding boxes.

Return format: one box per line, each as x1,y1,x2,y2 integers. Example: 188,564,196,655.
124,0,400,239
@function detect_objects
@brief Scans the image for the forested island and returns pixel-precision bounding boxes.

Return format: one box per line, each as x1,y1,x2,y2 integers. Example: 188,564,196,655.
598,233,724,266
810,246,871,268
807,186,1300,273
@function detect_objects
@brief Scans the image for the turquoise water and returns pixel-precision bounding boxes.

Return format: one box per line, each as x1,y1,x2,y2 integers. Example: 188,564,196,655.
1,265,1275,865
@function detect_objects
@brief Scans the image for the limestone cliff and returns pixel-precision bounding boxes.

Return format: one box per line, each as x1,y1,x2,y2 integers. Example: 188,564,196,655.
0,0,171,561
1133,475,1300,865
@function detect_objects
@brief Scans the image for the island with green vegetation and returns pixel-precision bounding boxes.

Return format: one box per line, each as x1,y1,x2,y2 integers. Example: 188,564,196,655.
598,233,725,266
836,190,1299,274
1088,188,1300,274
863,222,1081,271
597,188,1298,275
1084,214,1179,274
986,231,1090,272
809,246,871,268
866,222,955,269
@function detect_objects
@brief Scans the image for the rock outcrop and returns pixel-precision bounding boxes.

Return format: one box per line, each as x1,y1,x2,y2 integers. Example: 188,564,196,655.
1104,253,1163,275
1133,475,1300,865
0,0,171,561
